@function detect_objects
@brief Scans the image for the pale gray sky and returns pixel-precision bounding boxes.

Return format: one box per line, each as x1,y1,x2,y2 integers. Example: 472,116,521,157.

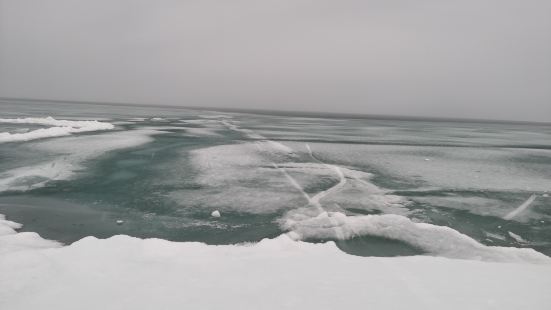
1,0,550,121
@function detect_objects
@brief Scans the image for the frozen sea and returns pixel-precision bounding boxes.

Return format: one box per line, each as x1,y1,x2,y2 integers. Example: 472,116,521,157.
1,99,551,257
2,99,551,309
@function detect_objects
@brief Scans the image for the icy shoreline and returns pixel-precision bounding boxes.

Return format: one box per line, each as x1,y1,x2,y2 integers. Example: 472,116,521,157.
1,214,551,310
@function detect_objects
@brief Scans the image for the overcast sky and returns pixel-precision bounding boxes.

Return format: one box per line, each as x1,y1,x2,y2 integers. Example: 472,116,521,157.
1,0,550,121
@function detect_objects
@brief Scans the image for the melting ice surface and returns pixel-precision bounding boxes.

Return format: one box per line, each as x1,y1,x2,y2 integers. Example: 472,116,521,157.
1,100,551,309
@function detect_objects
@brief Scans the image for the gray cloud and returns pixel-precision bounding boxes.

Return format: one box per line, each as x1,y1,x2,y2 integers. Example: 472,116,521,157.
1,0,550,121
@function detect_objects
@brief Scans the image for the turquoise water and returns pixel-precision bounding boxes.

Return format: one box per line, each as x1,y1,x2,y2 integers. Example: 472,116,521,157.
1,99,550,257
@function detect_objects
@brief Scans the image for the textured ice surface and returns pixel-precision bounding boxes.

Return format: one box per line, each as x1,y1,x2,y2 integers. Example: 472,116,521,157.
176,142,306,213
182,127,222,137
180,139,409,216
283,142,551,192
250,117,551,147
412,195,547,222
0,129,160,192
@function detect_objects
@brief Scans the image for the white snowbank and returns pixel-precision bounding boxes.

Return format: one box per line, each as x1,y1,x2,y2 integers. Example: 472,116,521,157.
282,210,550,264
0,214,550,310
0,116,114,143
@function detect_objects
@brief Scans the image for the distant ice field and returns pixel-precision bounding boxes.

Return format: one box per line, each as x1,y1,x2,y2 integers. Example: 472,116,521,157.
1,99,550,259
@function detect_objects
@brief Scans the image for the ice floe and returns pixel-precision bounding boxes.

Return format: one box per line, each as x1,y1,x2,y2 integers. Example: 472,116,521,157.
211,210,221,218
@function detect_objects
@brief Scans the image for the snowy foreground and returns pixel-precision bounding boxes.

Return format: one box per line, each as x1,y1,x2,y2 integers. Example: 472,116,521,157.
1,215,551,310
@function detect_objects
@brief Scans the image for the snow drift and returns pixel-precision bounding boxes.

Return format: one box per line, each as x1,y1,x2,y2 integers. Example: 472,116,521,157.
1,213,550,310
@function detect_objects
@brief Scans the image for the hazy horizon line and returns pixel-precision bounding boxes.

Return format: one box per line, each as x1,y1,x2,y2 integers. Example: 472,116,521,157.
1,96,550,126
